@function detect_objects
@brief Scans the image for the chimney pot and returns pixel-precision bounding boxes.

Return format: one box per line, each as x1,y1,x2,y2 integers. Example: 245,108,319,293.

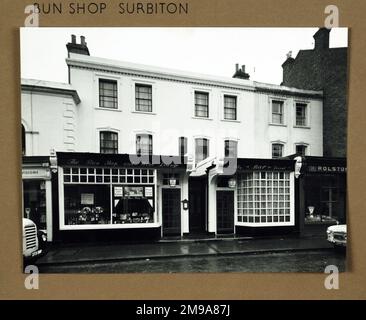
235,63,239,72
80,36,86,46
241,65,245,72
71,34,76,44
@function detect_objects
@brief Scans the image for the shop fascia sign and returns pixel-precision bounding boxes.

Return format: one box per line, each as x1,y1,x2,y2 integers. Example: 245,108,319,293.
307,165,347,173
22,166,51,179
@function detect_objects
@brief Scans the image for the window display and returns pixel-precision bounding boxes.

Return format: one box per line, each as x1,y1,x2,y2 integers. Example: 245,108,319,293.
62,166,156,228
237,171,293,225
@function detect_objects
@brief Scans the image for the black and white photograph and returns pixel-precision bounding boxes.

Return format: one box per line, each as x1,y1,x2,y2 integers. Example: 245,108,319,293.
20,27,348,273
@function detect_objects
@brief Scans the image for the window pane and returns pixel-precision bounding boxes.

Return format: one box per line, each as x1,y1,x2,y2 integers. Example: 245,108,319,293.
296,103,307,126
179,137,187,156
272,101,283,124
225,140,238,158
272,144,283,158
195,91,209,118
136,134,153,155
99,79,118,109
100,131,118,154
135,84,152,112
195,138,209,163
224,95,237,120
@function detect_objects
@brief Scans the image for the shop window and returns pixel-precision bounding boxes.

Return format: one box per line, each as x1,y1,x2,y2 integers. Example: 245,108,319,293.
179,137,187,157
272,143,284,158
136,134,153,156
64,184,111,225
100,131,118,154
271,100,284,124
162,173,180,186
237,171,292,225
295,103,307,126
135,84,152,112
112,186,155,224
21,125,26,156
194,91,209,118
224,95,237,120
224,140,238,158
195,138,209,163
295,144,307,156
99,79,118,109
23,180,46,230
63,167,155,185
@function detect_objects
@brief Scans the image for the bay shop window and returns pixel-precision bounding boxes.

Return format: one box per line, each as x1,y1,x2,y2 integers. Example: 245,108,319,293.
237,171,294,226
60,167,156,229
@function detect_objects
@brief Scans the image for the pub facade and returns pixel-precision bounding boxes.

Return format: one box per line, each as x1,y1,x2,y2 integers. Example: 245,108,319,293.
20,35,346,243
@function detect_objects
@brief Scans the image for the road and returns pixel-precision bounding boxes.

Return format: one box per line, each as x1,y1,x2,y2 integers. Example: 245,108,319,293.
37,249,346,273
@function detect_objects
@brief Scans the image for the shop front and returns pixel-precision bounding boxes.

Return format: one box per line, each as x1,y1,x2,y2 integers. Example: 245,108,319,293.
295,156,347,236
208,158,297,237
53,152,187,242
22,156,53,241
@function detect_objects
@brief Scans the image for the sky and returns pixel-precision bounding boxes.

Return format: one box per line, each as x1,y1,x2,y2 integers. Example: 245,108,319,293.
20,27,348,85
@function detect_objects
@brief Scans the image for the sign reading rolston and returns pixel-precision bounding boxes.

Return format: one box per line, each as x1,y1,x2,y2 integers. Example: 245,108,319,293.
307,165,347,173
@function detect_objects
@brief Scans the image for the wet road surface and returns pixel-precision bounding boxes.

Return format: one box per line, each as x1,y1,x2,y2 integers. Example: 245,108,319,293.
38,249,346,273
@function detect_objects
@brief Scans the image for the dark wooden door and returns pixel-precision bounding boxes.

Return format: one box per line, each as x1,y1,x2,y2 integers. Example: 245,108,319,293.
162,189,181,235
189,177,207,233
216,191,234,234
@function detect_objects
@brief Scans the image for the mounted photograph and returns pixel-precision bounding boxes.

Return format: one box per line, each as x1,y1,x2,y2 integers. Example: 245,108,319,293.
20,27,348,273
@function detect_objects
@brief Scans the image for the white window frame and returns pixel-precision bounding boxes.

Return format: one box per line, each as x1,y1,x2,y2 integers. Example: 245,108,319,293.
294,142,310,156
271,141,286,158
132,79,156,114
269,97,287,126
192,88,212,120
236,171,295,227
223,137,239,158
221,91,241,122
294,100,311,128
58,167,160,230
94,73,122,112
194,136,210,164
96,127,120,154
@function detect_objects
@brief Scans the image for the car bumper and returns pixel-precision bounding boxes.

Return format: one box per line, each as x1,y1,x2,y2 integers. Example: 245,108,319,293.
327,233,347,247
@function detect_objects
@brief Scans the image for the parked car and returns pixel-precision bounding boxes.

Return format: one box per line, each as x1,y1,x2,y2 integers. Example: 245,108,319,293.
326,224,347,247
23,218,42,260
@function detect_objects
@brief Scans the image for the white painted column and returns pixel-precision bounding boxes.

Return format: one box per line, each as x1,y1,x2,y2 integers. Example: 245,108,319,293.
207,172,217,234
181,173,189,234
45,179,53,242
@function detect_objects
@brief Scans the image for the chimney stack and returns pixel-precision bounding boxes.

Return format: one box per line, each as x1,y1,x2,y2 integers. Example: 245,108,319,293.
233,63,250,80
313,27,330,51
66,34,90,57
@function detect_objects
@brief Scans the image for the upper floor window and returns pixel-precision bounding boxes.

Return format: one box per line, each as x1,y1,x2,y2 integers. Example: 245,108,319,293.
136,134,153,156
100,131,118,154
179,137,187,157
195,138,209,163
272,143,284,158
135,84,152,112
225,140,238,158
99,79,118,109
295,103,308,126
295,144,308,156
271,100,284,124
194,91,209,118
224,95,237,120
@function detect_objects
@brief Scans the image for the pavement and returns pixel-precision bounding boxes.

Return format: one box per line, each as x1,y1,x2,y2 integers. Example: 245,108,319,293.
35,235,334,266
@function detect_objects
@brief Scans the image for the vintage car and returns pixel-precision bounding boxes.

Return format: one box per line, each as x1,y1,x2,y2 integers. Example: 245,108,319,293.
326,224,347,247
23,218,43,260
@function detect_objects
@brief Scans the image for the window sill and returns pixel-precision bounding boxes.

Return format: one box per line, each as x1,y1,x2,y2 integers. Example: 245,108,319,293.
293,125,311,129
221,119,241,123
192,116,213,121
132,111,157,115
95,107,122,112
269,123,287,127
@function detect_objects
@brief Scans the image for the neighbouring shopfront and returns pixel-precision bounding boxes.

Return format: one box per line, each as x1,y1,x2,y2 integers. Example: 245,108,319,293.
53,152,187,242
22,156,53,241
294,156,347,236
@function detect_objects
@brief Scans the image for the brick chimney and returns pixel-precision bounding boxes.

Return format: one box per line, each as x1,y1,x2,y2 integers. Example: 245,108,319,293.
282,51,295,84
313,28,330,50
233,64,250,80
66,35,90,56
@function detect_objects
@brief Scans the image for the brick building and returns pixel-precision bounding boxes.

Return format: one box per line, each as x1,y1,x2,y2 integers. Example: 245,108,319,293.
281,28,348,157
